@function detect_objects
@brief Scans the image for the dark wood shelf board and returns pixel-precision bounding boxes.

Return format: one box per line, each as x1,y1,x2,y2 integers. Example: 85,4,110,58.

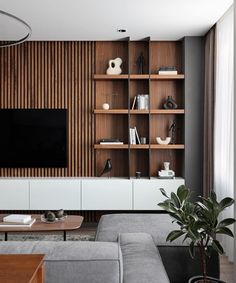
93,74,185,80
150,144,185,149
94,109,184,114
93,74,128,80
150,74,185,80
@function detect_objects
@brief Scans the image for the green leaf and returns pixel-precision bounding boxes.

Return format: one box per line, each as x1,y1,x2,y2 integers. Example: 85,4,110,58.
219,197,234,210
158,202,170,211
216,227,234,238
159,188,168,198
196,202,209,212
166,230,185,242
189,241,195,258
212,239,224,254
177,185,189,203
171,192,181,208
218,218,236,228
210,191,217,203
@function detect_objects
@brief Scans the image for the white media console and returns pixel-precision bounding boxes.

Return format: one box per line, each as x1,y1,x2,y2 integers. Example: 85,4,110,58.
0,178,184,210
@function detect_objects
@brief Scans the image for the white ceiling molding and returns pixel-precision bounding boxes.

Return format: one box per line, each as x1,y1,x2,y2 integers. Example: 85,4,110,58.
0,0,233,40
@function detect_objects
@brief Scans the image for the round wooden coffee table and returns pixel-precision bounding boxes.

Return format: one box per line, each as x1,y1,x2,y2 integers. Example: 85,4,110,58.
0,214,83,241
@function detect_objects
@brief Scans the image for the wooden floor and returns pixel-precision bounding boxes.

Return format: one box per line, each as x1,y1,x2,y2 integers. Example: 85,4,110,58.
220,256,234,283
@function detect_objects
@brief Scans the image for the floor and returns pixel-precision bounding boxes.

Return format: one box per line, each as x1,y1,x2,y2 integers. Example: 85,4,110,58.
220,256,234,283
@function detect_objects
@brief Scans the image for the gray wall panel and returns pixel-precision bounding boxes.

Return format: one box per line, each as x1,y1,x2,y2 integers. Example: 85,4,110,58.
183,37,205,197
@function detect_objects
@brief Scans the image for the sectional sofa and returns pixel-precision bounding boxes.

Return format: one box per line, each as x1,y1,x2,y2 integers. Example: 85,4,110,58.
0,214,219,283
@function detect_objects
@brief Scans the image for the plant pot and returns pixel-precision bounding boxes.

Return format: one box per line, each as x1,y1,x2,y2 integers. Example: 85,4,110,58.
188,276,226,283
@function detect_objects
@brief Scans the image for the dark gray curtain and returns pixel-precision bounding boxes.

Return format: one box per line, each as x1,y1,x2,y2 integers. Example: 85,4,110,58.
203,26,216,197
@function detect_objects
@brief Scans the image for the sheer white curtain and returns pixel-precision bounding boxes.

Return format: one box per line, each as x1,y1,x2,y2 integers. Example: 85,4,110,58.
214,7,234,262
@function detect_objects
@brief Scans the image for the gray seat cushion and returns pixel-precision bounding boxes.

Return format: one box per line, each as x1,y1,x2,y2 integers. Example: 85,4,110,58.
0,241,123,283
119,233,170,283
96,214,187,246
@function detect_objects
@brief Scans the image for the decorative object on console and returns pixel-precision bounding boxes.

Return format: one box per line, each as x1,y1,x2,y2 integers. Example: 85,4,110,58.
106,58,122,75
158,66,178,75
136,94,149,110
158,162,175,179
163,96,178,109
136,52,145,74
100,158,112,177
102,103,110,110
140,137,147,144
135,171,141,179
159,186,236,283
0,10,32,48
156,137,171,145
42,209,67,223
169,120,177,144
163,162,170,171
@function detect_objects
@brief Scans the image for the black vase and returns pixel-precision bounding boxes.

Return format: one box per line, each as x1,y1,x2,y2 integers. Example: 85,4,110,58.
163,96,178,109
188,276,226,283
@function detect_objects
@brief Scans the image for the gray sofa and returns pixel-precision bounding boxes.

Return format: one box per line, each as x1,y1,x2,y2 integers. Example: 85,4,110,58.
0,214,219,283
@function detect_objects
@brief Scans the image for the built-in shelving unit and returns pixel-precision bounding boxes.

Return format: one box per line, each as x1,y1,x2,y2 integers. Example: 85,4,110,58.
93,39,185,178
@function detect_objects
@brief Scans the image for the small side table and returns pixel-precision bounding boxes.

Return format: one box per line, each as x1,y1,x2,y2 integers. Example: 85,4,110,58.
0,254,45,283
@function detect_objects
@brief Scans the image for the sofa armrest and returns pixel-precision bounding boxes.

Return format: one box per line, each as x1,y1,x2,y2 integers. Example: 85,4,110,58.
119,233,170,283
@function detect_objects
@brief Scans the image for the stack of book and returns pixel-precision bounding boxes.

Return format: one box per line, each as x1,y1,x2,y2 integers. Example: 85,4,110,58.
158,67,178,75
129,127,140,144
100,138,124,145
0,214,36,227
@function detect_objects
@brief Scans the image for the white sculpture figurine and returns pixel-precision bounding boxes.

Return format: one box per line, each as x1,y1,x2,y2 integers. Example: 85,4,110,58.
106,58,122,75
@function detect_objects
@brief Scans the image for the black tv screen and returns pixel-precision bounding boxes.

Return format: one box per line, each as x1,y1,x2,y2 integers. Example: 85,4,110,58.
0,109,67,168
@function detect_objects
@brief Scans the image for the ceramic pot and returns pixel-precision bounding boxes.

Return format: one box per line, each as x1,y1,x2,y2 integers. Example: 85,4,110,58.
163,95,178,109
106,57,122,75
188,276,225,283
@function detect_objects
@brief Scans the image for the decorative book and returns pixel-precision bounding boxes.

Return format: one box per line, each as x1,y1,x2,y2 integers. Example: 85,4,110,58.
3,214,32,224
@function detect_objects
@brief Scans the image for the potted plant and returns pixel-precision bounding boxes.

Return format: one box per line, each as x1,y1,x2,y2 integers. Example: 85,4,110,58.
158,185,235,283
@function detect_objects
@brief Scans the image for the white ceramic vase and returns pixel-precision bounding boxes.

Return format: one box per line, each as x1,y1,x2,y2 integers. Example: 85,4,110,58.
106,58,122,75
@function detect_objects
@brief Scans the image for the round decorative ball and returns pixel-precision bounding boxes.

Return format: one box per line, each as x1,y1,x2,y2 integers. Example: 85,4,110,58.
55,209,64,219
102,103,110,110
46,211,56,222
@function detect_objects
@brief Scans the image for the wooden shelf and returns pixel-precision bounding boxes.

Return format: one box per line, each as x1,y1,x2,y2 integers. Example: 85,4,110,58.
94,41,185,178
150,74,185,80
150,109,185,114
130,145,149,149
93,74,128,80
94,109,128,114
95,144,184,149
130,74,149,79
93,74,184,80
150,144,185,149
94,109,184,114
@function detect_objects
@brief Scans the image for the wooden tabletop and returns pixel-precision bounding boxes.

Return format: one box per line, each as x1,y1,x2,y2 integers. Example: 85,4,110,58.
0,214,83,232
0,254,44,283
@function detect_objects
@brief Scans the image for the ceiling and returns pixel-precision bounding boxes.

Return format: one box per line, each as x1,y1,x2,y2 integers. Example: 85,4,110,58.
0,0,233,41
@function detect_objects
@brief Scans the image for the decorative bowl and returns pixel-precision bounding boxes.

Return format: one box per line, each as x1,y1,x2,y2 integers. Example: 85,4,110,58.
156,137,171,145
41,214,67,224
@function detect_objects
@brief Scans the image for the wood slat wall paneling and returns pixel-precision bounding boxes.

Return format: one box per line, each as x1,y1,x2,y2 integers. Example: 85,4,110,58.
0,41,95,177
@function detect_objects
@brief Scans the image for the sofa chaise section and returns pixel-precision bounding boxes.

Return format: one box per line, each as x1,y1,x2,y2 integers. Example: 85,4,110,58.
95,213,220,283
0,241,123,283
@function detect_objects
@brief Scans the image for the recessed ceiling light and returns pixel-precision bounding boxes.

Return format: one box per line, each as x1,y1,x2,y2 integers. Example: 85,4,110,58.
117,28,127,33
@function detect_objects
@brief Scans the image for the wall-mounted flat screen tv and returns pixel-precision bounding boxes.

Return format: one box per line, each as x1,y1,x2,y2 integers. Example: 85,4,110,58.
0,109,67,168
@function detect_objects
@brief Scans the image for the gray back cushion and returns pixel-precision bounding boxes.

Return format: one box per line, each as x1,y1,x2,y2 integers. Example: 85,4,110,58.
0,241,123,283
96,214,187,246
119,233,170,283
